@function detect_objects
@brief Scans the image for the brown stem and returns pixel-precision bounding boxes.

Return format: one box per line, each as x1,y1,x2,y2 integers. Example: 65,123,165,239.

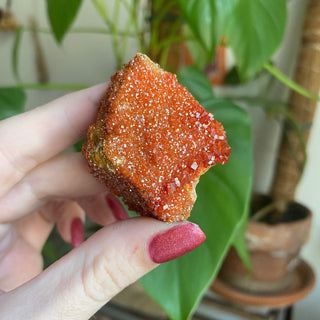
251,201,287,223
29,17,49,84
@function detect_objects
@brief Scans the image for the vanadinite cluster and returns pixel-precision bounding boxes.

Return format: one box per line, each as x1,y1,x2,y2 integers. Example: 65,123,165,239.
83,53,231,222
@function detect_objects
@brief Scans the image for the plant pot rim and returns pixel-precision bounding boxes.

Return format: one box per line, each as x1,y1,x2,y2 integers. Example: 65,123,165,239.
246,193,312,253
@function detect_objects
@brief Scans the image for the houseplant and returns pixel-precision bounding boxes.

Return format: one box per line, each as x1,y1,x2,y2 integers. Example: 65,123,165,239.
213,0,318,302
0,0,317,319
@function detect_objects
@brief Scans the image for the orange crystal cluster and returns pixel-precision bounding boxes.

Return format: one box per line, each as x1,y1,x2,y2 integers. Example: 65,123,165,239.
83,53,231,222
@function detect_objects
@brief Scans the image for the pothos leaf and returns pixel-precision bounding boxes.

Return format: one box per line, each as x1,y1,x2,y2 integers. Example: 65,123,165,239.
224,0,287,81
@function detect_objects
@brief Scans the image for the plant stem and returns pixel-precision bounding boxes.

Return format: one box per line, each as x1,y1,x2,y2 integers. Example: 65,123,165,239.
15,83,88,90
264,62,319,101
118,0,133,67
132,0,145,52
251,201,287,222
110,0,122,69
69,26,111,35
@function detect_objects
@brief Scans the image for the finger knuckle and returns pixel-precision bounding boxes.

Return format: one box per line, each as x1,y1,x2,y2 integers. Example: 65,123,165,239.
81,253,127,303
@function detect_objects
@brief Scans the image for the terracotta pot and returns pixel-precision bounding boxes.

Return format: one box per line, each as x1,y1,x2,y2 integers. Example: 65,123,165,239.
219,194,312,293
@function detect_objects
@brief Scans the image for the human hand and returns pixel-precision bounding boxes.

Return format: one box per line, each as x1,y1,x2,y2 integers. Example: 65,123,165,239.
0,84,206,319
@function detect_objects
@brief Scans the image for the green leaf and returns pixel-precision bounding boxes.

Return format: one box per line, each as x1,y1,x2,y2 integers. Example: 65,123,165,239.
140,96,253,319
178,0,286,81
178,66,214,102
46,0,83,43
232,209,252,271
224,0,287,81
0,87,26,121
74,138,85,152
214,0,239,38
12,26,23,81
177,0,217,62
183,25,210,70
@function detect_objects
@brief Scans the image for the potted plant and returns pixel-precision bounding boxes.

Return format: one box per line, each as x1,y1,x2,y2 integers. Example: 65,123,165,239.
0,0,317,319
210,0,318,309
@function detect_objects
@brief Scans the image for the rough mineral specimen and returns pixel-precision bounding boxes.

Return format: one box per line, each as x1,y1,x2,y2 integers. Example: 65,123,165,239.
83,53,231,222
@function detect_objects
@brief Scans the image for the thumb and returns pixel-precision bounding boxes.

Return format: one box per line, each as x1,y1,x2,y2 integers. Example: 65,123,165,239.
0,217,205,320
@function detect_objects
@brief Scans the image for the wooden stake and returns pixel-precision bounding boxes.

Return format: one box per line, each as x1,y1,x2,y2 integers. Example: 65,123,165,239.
271,0,320,201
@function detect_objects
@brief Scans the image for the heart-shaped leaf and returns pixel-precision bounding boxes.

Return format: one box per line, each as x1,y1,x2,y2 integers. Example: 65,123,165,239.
140,71,253,319
0,87,26,121
46,0,83,43
223,0,287,81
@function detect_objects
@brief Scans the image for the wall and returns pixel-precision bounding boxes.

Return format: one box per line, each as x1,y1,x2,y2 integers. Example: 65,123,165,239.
265,1,320,318
0,0,319,318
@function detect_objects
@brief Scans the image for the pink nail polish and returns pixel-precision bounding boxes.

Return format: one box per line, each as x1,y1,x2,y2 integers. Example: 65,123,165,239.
106,194,129,220
149,223,206,263
71,217,84,248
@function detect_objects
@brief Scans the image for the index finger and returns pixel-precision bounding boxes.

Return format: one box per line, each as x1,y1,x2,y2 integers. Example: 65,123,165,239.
0,83,107,196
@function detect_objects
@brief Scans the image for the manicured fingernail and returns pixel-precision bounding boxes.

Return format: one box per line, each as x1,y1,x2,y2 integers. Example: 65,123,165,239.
149,223,206,263
71,217,84,248
106,194,129,220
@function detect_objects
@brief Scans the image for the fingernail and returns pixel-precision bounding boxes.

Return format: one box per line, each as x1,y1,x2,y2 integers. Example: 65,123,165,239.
149,223,206,263
71,218,84,248
106,194,129,220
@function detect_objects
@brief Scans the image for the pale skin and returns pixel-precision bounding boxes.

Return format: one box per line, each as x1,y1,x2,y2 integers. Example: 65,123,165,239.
0,84,203,319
